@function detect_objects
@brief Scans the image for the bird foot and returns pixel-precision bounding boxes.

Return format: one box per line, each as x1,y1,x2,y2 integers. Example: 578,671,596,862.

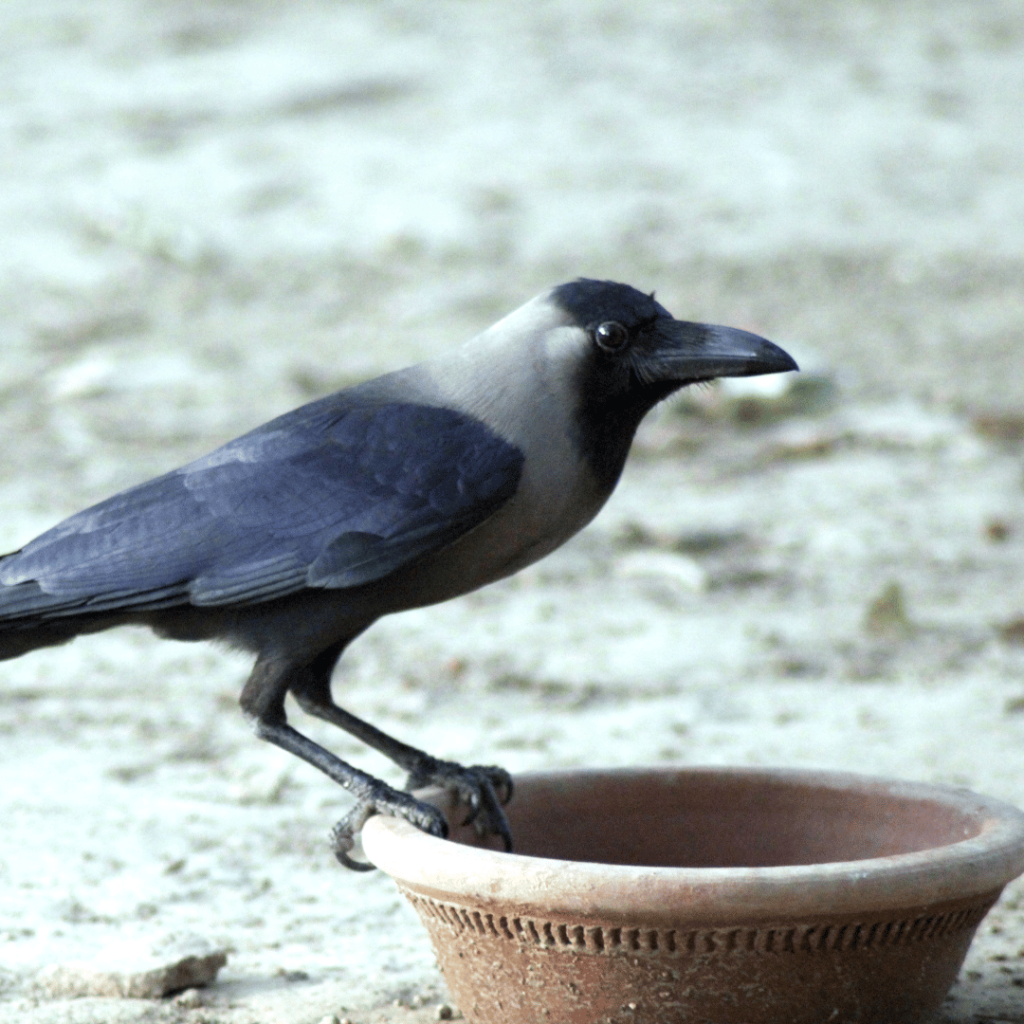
404,757,514,850
329,760,514,871
330,783,450,871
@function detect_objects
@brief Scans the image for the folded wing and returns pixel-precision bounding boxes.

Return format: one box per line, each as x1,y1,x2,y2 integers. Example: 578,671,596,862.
0,398,523,621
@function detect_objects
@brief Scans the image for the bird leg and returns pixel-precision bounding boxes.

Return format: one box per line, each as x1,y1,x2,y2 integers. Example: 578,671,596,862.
256,715,448,870
240,650,513,870
291,670,514,853
240,657,450,869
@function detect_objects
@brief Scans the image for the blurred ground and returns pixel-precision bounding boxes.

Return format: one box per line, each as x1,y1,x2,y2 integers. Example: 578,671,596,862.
1,1,1023,1021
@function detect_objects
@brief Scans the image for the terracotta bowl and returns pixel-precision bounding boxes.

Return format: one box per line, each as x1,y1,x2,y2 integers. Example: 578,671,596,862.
361,766,1024,1024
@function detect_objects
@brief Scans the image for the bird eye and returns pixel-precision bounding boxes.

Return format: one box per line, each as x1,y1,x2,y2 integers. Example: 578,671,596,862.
593,321,630,353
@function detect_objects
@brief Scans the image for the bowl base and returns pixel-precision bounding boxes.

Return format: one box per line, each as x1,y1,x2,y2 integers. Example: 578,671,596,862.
407,889,997,1024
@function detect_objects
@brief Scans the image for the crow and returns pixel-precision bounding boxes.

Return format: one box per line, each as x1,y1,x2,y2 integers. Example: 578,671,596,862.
0,279,796,868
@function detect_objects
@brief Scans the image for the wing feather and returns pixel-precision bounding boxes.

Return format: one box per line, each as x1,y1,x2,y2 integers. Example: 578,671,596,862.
0,397,523,620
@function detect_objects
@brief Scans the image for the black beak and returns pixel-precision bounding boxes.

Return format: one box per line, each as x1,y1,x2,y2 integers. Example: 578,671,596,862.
653,321,798,383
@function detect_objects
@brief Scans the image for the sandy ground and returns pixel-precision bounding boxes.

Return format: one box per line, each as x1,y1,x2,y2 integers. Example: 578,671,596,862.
1,1,1024,1021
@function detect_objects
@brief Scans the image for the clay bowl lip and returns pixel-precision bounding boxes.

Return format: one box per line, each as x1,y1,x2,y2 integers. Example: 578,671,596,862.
361,766,1024,925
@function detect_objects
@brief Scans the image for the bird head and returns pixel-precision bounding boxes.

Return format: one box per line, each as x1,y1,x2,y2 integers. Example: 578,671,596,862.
548,277,797,403
539,278,798,485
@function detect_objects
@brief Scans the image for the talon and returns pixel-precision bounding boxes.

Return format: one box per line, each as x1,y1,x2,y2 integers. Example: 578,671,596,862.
411,802,449,840
331,804,378,871
501,778,514,805
335,848,377,871
330,785,452,870
400,759,514,852
487,767,514,805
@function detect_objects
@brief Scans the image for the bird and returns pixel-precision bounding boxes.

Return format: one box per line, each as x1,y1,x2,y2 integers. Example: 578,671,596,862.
0,279,797,869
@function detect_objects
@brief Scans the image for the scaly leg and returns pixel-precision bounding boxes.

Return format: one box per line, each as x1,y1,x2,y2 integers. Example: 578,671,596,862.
240,647,512,869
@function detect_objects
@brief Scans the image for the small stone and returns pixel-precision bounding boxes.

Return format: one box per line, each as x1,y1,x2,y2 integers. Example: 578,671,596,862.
37,936,227,999
972,411,1024,443
437,1005,454,1020
708,355,836,422
617,549,707,595
863,581,914,639
985,518,1010,543
997,618,1024,646
174,988,203,1009
276,968,311,983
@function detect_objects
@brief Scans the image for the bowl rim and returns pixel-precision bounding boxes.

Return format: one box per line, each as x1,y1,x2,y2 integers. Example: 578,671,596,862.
361,766,1024,924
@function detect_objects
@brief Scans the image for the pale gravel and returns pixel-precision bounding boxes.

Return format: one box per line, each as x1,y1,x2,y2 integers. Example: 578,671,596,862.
1,2,1023,1022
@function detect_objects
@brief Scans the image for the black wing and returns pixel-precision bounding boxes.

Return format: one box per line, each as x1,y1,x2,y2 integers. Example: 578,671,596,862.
0,397,523,620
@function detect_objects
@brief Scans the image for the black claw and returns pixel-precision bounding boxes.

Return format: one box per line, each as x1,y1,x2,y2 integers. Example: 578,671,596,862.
330,805,377,870
413,805,449,840
330,785,453,871
335,848,377,871
330,760,513,870
449,768,513,852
